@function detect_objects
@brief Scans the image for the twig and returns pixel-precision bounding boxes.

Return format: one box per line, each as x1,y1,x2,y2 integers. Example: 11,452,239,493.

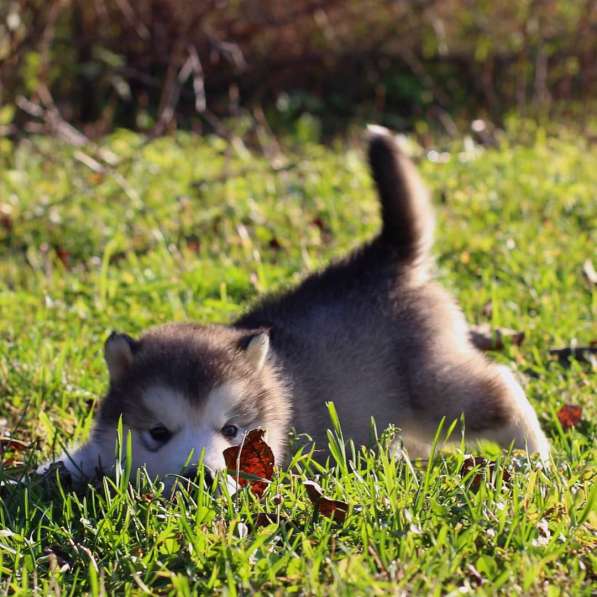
179,45,206,114
192,162,297,189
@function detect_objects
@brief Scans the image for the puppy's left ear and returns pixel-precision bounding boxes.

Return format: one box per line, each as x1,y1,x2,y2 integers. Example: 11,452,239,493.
243,331,270,372
104,332,138,383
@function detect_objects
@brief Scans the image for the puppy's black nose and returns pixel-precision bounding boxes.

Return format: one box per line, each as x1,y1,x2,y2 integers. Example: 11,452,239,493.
181,464,198,478
180,465,213,486
203,469,214,485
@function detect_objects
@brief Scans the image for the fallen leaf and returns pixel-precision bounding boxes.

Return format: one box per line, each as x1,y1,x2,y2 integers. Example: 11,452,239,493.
0,437,29,453
466,563,484,587
303,480,325,504
55,247,70,267
253,512,281,528
303,480,349,523
311,216,329,233
531,518,551,547
582,259,597,286
268,237,282,251
42,545,72,572
87,172,104,185
318,497,349,522
0,214,12,233
460,456,511,491
223,429,274,497
469,324,525,351
311,216,333,243
186,236,201,253
549,346,596,368
556,404,583,430
254,512,276,527
0,437,29,465
481,301,493,319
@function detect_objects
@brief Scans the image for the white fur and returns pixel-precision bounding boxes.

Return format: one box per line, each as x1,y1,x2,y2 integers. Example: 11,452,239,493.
37,432,118,480
40,381,254,483
245,333,270,371
482,367,550,463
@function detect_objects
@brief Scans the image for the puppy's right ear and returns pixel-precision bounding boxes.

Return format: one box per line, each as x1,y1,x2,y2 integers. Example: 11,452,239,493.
104,332,138,383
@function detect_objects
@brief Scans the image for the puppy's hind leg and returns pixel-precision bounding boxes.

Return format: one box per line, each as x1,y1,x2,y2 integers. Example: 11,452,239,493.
473,366,550,464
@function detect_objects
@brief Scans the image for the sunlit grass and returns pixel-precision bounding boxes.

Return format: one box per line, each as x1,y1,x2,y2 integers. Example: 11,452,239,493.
0,125,594,594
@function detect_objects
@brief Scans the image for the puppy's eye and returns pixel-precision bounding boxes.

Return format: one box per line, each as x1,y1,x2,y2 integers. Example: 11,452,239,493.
149,425,172,444
221,424,238,439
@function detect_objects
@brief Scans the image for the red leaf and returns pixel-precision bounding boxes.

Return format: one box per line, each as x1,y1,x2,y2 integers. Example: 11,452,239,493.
223,429,274,497
556,404,583,430
0,214,12,233
318,497,349,522
303,480,349,523
311,216,329,233
460,456,511,491
55,247,70,267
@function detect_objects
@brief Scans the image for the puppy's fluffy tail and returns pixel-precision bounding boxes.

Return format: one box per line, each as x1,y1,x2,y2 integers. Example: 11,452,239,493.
367,125,434,269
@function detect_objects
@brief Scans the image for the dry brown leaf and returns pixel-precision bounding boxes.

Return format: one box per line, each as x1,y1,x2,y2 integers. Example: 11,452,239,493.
268,237,282,251
481,301,493,319
469,324,525,351
42,545,72,572
303,480,349,523
0,213,12,233
549,346,596,368
186,236,201,253
466,564,484,587
0,437,29,453
460,456,511,491
55,247,70,267
223,429,274,497
0,437,30,465
253,512,287,528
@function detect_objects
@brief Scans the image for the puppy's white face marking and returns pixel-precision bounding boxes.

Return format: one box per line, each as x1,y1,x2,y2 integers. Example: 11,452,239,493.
52,381,258,483
128,382,248,479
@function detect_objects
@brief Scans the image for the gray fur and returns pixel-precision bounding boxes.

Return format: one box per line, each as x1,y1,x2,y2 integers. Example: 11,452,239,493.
99,324,290,437
235,127,548,460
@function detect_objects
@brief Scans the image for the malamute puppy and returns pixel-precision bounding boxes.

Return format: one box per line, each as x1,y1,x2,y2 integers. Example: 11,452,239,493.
42,127,550,483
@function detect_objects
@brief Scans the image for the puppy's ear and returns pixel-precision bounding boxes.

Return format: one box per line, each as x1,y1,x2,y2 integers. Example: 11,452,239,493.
104,332,138,383
242,331,270,372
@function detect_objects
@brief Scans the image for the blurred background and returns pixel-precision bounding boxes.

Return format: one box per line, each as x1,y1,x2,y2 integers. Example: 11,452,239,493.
0,0,595,141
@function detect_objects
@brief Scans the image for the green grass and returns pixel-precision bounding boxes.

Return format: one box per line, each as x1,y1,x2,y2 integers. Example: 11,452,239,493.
0,124,595,595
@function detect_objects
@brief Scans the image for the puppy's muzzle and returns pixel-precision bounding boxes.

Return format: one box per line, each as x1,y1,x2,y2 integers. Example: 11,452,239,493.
180,465,214,486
